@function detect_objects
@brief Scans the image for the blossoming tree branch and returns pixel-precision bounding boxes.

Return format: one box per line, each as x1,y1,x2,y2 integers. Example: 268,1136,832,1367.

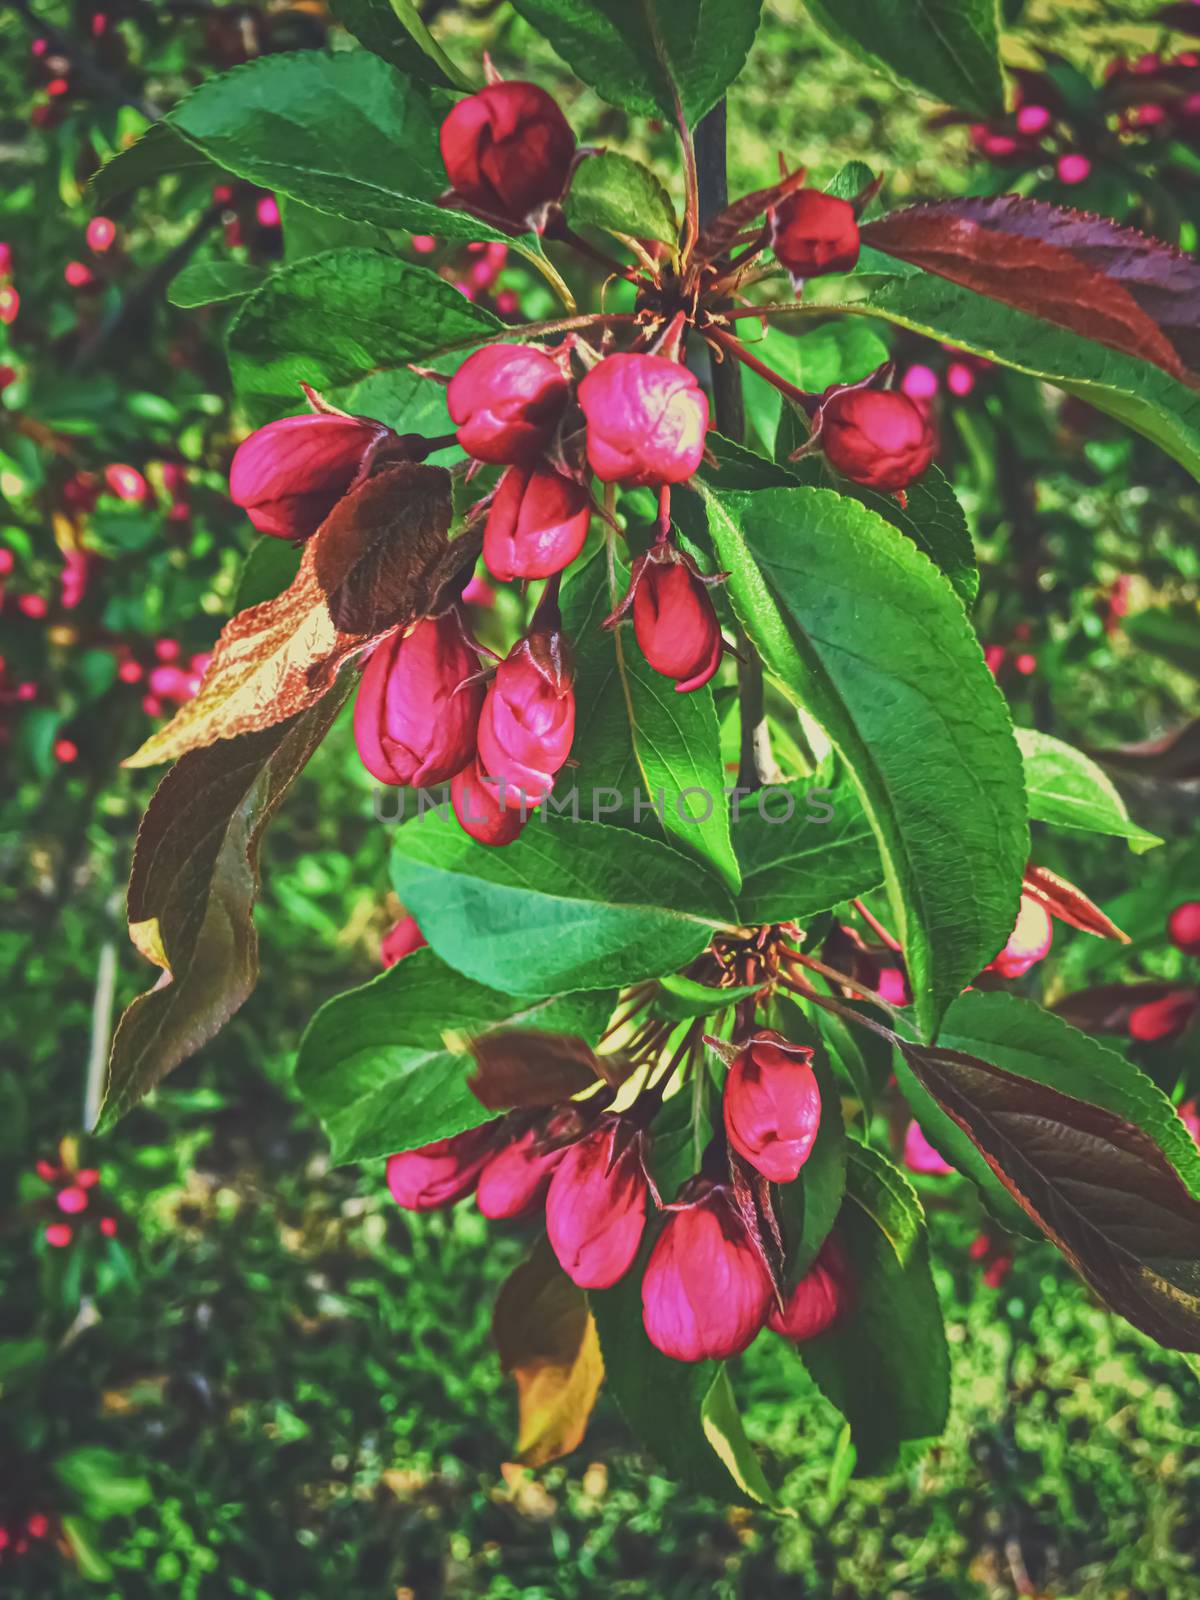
91,0,1200,1496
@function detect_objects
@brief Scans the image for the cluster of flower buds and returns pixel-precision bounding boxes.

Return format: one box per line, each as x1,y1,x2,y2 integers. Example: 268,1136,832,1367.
0,240,18,327
968,1231,1013,1289
385,1027,848,1363
35,1155,117,1248
211,181,283,255
0,1508,58,1568
410,233,523,315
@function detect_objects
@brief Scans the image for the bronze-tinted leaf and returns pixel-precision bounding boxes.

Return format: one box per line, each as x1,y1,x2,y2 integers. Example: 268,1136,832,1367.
899,1036,1200,1351
468,1031,614,1111
862,201,1190,382
1053,982,1184,1035
125,464,477,768
886,196,1200,372
1087,718,1200,782
1024,863,1130,943
492,1237,604,1468
99,682,351,1129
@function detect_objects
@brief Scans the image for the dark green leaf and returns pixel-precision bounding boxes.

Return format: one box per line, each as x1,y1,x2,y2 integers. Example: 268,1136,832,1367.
698,481,1028,1038
167,259,264,309
566,150,678,246
232,537,303,613
845,466,978,609
734,773,883,926
657,974,761,1018
391,813,736,996
168,51,504,241
90,121,218,209
98,684,351,1129
1017,727,1162,852
53,1448,153,1521
560,543,740,892
294,949,614,1163
900,989,1200,1351
509,0,764,126
227,248,499,422
801,0,1005,117
330,0,472,89
800,1142,949,1474
1123,603,1200,677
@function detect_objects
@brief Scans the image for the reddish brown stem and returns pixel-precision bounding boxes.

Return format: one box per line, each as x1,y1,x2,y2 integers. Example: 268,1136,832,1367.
706,325,815,411
852,897,903,953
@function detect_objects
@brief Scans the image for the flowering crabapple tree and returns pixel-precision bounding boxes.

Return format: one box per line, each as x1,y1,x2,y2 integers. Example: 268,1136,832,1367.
93,0,1200,1497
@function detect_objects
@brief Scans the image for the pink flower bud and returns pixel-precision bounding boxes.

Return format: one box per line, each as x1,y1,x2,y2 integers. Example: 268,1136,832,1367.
770,189,860,280
386,1124,497,1210
903,1119,953,1175
99,1215,118,1237
630,551,723,693
0,363,17,393
545,1116,648,1288
1178,1098,1200,1149
945,360,975,397
56,1185,88,1214
461,571,496,608
0,286,18,326
723,1030,821,1183
86,216,116,252
484,462,591,581
380,914,426,967
64,260,95,289
0,242,12,277
875,965,910,1006
641,1182,772,1361
477,1121,570,1219
53,738,78,764
1016,104,1052,135
104,463,150,503
451,757,528,846
353,613,484,787
767,1236,853,1342
987,893,1053,978
476,626,575,810
256,194,281,227
901,363,939,400
1057,153,1092,185
1128,989,1200,1042
447,343,568,465
1168,901,1200,957
229,412,388,540
18,594,48,620
440,81,575,223
982,1254,1012,1287
45,1223,73,1248
820,388,936,492
578,353,709,487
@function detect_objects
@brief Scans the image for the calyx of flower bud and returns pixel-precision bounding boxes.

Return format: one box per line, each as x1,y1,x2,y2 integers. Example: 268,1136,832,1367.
447,344,568,465
578,353,709,487
440,81,575,223
771,189,860,281
819,387,936,492
987,892,1053,979
353,611,484,788
723,1030,822,1183
484,461,591,582
767,1236,852,1342
476,618,575,811
386,1124,497,1210
545,1115,649,1289
610,541,724,694
641,1180,772,1362
229,411,390,540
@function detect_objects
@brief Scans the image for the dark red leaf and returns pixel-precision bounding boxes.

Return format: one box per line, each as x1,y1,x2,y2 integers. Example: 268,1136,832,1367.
100,681,352,1129
899,1038,1200,1351
1052,982,1185,1034
1155,3,1200,36
1024,863,1130,943
862,200,1193,381
125,463,478,767
469,1032,615,1111
1087,718,1200,782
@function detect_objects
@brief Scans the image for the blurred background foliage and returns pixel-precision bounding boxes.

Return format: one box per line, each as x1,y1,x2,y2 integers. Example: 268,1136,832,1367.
1,0,1199,1594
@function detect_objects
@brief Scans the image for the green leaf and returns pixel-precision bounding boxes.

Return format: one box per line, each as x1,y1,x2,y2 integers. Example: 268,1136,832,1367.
838,272,1200,482
53,1447,153,1521
391,813,736,996
168,51,504,241
657,973,761,1018
279,194,391,264
901,990,1200,1351
227,248,499,422
843,466,979,610
800,1142,949,1475
509,0,764,126
698,482,1028,1039
1123,603,1200,678
560,542,740,892
1017,727,1162,852
90,121,218,209
167,259,264,309
294,948,614,1163
566,150,678,246
60,1518,113,1582
741,320,890,456
733,773,883,926
99,685,351,1129
801,0,1005,118
330,0,472,89
232,536,303,613
588,1239,766,1504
